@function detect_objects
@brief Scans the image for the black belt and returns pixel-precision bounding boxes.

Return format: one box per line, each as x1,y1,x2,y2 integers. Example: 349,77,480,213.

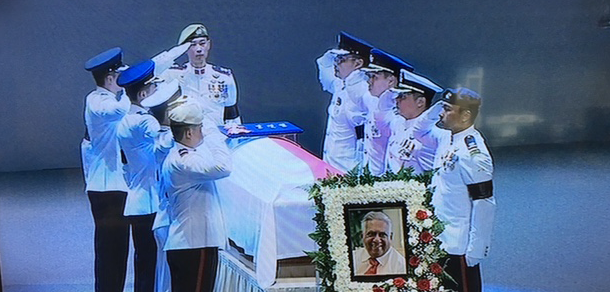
355,125,364,140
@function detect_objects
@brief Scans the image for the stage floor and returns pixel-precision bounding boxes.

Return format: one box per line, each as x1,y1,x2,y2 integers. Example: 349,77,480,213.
0,142,609,292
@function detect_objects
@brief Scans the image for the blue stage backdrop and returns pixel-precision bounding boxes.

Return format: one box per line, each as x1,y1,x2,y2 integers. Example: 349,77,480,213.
0,0,609,172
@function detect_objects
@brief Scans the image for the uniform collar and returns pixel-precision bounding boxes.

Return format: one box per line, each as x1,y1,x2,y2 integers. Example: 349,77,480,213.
345,69,366,86
129,104,148,114
187,63,207,75
96,86,115,95
176,141,196,151
452,125,476,141
402,115,415,128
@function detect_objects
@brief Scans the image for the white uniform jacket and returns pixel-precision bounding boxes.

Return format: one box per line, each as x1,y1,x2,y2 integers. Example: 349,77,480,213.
386,106,440,175
83,86,130,192
317,50,369,173
152,125,174,230
416,124,496,259
352,246,406,275
161,129,232,251
362,90,396,176
159,63,239,126
117,105,173,216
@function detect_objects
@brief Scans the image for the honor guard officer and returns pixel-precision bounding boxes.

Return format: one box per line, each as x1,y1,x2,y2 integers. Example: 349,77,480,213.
359,48,414,175
316,32,372,173
416,88,495,292
83,47,131,292
158,23,241,126
384,70,443,175
161,101,232,292
116,60,180,292
146,83,183,292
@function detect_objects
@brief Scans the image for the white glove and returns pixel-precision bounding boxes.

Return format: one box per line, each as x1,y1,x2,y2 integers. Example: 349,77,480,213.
317,49,338,68
378,89,399,112
465,256,481,267
167,43,190,59
152,43,191,76
425,100,444,121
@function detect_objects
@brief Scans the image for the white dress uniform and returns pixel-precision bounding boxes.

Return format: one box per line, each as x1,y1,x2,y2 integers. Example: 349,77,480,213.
385,102,442,175
162,127,232,251
352,247,406,275
362,90,396,176
84,86,130,192
117,104,173,216
151,126,173,292
159,63,239,126
317,50,369,173
416,124,496,259
152,125,174,230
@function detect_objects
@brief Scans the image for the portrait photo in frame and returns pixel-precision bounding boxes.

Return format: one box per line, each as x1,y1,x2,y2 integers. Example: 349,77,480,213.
308,170,448,292
344,202,409,282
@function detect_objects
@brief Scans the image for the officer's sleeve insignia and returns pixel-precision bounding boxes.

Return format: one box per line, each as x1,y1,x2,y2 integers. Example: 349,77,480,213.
465,135,481,155
212,65,232,76
178,148,189,157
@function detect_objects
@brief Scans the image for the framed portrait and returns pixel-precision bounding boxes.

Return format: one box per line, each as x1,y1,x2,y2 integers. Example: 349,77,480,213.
344,202,409,282
308,176,447,291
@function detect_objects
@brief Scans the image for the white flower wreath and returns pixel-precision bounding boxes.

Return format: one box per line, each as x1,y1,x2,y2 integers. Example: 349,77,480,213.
314,178,448,292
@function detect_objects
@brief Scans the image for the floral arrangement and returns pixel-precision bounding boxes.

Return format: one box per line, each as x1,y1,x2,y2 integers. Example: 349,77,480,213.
307,168,451,292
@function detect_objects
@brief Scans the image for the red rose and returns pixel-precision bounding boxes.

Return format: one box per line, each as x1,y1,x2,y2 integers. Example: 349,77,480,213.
408,256,420,267
393,277,406,288
372,285,385,292
417,279,431,291
416,210,429,220
420,231,433,243
430,263,443,274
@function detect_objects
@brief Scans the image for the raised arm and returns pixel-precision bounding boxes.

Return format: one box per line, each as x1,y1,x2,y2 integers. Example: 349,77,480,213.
316,50,339,94
412,101,444,150
88,91,130,121
181,126,232,181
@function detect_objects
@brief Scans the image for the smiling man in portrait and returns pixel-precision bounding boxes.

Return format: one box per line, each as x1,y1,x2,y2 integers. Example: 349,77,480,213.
352,211,406,276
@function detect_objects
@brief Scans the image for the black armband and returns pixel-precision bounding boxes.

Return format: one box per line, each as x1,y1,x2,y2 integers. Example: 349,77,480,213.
224,105,240,120
467,180,493,200
355,125,364,140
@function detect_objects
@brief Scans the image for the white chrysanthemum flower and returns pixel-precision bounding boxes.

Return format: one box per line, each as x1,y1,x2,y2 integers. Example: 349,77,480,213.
410,229,420,238
430,278,439,289
415,266,424,276
425,245,435,254
409,236,419,247
407,278,417,288
422,218,433,228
